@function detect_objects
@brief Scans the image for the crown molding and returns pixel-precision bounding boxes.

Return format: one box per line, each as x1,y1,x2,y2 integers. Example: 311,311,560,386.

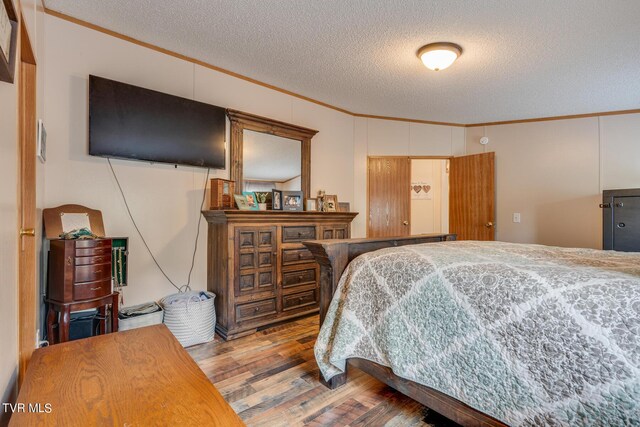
42,4,640,128
466,108,640,127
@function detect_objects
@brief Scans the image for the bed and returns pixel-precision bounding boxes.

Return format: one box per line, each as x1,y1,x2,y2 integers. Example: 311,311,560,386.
304,235,640,427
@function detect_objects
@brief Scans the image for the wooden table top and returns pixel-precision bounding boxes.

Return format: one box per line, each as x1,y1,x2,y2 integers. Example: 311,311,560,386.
10,325,244,426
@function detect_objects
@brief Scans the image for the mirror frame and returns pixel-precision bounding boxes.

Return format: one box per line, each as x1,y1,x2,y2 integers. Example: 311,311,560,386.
227,109,318,200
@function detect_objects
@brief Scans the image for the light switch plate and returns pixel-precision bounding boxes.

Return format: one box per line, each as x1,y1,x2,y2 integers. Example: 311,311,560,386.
513,213,521,223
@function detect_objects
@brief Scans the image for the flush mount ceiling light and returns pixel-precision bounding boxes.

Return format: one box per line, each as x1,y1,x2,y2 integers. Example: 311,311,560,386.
417,42,462,71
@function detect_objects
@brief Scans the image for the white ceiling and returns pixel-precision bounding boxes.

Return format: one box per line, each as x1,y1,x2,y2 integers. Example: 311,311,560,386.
45,0,640,124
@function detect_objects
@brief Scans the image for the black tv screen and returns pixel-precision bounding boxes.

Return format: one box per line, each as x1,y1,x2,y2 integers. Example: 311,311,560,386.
89,75,225,169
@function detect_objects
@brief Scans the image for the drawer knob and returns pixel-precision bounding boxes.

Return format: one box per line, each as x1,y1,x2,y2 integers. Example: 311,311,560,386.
298,275,304,280
90,287,101,291
254,307,260,312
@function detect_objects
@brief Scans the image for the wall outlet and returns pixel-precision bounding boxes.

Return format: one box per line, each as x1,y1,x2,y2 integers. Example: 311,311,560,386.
513,213,521,223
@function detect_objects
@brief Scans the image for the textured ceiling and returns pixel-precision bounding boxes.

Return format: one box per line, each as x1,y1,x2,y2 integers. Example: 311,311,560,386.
45,0,640,124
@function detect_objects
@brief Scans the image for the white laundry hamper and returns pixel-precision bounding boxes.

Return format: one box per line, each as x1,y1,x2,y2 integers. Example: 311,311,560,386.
160,291,216,347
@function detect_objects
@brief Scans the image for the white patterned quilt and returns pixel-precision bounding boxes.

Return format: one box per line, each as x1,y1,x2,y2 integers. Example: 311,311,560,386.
315,241,640,426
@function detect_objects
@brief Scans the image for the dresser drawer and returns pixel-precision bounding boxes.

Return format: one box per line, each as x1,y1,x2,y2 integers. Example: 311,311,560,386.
75,263,111,283
75,255,110,266
282,289,317,312
73,279,111,300
281,248,315,265
235,298,277,322
282,268,316,288
74,240,112,249
75,246,112,257
282,226,316,243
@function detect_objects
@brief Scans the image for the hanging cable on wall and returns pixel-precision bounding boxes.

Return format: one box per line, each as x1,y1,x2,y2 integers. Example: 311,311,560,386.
107,158,210,293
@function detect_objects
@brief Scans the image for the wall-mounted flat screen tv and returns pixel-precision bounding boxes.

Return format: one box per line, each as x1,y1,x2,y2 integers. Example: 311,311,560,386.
89,75,225,169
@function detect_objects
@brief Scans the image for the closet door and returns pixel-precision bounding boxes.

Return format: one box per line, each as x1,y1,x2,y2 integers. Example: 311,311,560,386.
367,157,411,237
449,152,495,240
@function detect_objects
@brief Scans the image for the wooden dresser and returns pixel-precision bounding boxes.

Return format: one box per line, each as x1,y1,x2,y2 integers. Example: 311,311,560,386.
203,210,357,340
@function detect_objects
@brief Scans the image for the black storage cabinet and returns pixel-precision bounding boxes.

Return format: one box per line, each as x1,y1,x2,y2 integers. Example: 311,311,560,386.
602,188,640,252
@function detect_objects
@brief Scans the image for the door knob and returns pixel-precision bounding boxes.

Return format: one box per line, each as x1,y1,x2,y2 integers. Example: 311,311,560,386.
20,228,35,237
485,222,494,228
402,221,409,226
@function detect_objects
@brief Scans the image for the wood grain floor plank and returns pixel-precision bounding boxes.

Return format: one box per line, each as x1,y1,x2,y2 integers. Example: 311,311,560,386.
304,397,369,426
235,377,316,418
242,384,329,426
187,315,446,426
222,383,258,403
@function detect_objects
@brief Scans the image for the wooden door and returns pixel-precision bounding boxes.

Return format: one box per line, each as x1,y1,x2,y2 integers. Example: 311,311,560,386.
18,20,38,384
449,152,495,240
367,157,410,237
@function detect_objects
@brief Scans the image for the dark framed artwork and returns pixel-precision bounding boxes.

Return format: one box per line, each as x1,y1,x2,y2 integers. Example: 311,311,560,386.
272,189,283,210
283,191,303,211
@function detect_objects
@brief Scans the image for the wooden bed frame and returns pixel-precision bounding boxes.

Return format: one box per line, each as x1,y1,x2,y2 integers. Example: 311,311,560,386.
304,234,508,427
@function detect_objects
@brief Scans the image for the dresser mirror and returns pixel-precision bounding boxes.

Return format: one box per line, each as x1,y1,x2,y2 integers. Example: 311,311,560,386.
242,130,301,192
227,109,318,200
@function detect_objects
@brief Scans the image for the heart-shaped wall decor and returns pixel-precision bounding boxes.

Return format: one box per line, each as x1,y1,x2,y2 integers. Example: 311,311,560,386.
423,185,431,193
413,185,422,193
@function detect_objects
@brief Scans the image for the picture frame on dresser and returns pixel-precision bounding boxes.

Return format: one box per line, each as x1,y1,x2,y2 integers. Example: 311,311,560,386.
323,195,338,212
283,191,303,211
272,190,283,210
338,202,350,212
234,194,251,210
305,198,318,211
242,191,260,210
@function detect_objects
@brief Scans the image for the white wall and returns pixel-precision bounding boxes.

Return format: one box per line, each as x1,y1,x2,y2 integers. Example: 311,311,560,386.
600,114,640,190
466,113,640,249
43,15,355,306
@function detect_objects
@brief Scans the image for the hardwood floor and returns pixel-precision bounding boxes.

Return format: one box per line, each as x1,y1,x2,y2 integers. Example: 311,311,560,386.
187,315,458,426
